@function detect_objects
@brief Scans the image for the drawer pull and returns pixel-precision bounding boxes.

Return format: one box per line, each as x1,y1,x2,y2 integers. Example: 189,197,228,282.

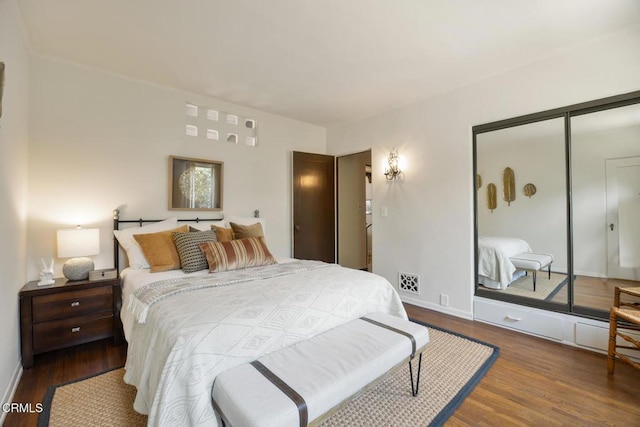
71,301,80,307
71,327,81,333
505,315,522,322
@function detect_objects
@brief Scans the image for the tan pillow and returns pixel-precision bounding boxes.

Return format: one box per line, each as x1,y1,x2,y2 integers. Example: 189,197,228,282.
199,237,276,273
133,225,189,272
230,222,264,239
212,225,234,242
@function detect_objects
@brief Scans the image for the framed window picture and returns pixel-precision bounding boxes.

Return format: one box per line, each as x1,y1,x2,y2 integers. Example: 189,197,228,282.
169,155,224,210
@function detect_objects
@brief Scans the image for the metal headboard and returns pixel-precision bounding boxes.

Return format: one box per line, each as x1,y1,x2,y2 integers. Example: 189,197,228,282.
112,208,260,271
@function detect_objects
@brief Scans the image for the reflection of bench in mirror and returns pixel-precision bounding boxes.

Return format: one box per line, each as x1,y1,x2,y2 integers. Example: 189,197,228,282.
510,252,554,291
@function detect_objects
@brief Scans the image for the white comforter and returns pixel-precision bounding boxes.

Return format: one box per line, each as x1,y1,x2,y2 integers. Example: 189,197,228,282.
122,261,406,426
477,236,531,289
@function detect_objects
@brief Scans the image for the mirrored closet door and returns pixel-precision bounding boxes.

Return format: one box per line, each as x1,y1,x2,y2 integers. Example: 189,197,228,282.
571,102,640,315
475,117,569,308
474,90,640,318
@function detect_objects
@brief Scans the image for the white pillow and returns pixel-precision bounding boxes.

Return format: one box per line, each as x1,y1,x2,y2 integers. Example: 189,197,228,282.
188,220,225,231
113,217,178,269
224,215,266,236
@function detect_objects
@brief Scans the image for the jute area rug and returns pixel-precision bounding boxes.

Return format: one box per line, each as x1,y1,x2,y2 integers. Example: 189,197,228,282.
483,272,568,301
39,322,499,427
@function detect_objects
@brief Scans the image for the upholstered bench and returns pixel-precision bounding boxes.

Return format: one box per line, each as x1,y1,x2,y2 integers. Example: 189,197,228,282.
211,312,429,427
510,252,554,291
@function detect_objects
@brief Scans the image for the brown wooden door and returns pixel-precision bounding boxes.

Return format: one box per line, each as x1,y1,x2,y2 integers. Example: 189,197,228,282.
293,151,335,262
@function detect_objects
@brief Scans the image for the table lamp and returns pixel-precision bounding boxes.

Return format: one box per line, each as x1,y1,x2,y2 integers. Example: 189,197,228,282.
57,226,100,281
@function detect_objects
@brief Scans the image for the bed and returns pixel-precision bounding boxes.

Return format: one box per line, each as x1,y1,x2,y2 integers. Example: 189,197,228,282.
113,213,407,427
477,236,532,290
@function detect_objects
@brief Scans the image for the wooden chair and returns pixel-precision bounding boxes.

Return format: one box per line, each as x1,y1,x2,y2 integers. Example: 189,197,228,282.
608,286,640,374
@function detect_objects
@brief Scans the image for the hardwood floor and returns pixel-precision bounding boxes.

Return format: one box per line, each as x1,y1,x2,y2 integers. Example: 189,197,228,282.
406,304,640,426
522,273,639,313
572,276,639,311
6,304,640,426
5,339,127,427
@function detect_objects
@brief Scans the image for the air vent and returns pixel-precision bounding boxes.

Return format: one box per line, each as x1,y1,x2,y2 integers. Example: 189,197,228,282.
226,114,238,126
185,103,198,117
399,272,419,295
207,109,219,121
185,124,198,137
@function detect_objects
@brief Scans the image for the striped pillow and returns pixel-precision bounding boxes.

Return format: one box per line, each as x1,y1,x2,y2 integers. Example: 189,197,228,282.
199,237,276,273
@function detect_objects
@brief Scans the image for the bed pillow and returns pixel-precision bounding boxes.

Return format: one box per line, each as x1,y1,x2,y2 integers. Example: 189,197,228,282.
212,225,234,242
173,230,217,273
225,215,266,235
189,220,225,232
113,217,179,269
133,225,189,272
199,237,276,273
230,222,264,239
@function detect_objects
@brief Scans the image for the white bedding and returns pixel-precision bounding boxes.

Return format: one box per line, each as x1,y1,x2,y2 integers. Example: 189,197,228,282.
477,236,531,289
121,260,407,427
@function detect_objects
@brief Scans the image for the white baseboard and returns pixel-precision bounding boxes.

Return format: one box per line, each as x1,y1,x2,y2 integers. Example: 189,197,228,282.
0,361,23,426
400,294,474,320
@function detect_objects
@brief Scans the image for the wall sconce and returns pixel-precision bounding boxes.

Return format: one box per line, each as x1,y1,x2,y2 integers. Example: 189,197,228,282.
57,226,100,281
384,148,401,181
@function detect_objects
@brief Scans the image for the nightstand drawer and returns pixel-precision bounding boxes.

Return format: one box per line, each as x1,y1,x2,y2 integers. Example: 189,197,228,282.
32,286,112,323
32,312,113,353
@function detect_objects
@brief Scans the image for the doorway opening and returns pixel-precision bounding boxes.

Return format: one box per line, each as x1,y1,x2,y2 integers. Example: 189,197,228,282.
337,150,372,271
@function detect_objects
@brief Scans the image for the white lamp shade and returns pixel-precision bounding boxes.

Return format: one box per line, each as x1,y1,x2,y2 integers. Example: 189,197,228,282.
57,228,100,258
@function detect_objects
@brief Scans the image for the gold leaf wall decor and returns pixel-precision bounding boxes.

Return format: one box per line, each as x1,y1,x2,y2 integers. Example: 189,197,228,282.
487,183,497,212
503,167,515,206
523,183,537,198
476,174,482,189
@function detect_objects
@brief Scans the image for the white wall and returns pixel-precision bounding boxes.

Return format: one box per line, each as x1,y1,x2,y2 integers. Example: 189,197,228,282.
27,57,326,279
0,0,30,417
327,25,640,318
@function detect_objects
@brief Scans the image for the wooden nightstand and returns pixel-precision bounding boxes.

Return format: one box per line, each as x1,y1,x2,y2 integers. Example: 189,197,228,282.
19,276,123,368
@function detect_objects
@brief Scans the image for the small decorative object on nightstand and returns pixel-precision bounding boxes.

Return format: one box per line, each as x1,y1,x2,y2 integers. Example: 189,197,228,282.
19,276,123,368
37,258,55,286
57,226,100,281
89,268,117,281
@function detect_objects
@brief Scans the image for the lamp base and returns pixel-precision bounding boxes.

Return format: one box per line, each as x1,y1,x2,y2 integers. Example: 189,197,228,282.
63,257,94,281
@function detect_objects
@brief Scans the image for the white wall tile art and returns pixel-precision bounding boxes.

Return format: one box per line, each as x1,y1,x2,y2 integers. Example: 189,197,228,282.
185,102,257,147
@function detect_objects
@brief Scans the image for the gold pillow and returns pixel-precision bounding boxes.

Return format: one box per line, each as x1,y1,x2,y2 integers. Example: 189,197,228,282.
199,237,276,273
133,225,189,272
212,225,234,242
230,222,264,239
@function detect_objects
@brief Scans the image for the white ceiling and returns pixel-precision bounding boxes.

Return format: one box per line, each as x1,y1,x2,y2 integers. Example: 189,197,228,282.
16,0,640,127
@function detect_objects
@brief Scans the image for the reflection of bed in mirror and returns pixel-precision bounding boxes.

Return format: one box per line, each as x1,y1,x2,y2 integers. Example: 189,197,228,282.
477,236,532,290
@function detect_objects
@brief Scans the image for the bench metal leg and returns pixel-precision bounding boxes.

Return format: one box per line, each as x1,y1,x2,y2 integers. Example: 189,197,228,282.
408,352,423,397
532,271,537,291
